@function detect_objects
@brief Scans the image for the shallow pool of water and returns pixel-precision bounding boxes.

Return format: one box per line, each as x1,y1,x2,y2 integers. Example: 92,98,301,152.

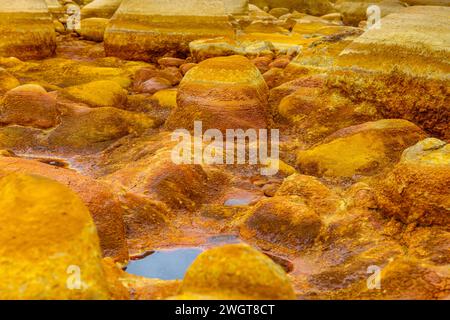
125,248,203,280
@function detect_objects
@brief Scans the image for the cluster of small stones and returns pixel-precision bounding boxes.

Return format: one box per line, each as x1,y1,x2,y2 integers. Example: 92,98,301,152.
0,0,448,300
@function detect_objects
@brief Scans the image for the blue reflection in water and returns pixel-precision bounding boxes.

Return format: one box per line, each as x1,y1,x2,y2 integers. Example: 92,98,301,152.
224,198,253,206
125,248,203,280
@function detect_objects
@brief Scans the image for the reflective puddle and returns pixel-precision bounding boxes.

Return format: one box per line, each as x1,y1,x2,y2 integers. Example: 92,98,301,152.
125,248,203,280
124,235,292,280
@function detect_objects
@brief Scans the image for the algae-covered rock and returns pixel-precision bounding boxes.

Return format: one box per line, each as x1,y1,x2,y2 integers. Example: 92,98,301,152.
179,243,296,300
0,173,111,299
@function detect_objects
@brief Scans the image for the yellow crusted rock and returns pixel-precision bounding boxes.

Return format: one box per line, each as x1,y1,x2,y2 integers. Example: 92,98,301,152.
0,0,56,60
79,18,110,42
166,55,269,131
180,243,296,299
0,173,111,299
296,119,426,178
61,80,128,108
0,68,20,94
375,138,450,227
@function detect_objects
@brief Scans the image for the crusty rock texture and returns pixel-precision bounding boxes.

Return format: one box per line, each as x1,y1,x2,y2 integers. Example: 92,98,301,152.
0,84,59,129
104,0,235,61
0,0,56,60
296,119,426,178
375,138,450,227
332,6,450,139
166,55,269,131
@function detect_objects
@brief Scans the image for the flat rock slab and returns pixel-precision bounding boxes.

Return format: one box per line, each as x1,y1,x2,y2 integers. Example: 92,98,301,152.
104,0,235,61
0,0,56,60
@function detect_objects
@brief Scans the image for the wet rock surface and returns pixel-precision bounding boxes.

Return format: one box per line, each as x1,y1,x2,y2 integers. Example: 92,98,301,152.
0,0,448,300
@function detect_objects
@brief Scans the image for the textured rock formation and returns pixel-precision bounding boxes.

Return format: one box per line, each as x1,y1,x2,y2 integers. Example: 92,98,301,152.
0,84,59,129
296,119,427,178
0,157,129,263
337,6,450,78
101,143,211,211
0,173,112,299
275,174,343,215
0,0,56,60
47,104,155,152
81,0,122,18
104,0,235,61
375,138,450,227
276,77,380,143
178,244,296,299
166,55,268,131
241,196,323,250
333,6,450,139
